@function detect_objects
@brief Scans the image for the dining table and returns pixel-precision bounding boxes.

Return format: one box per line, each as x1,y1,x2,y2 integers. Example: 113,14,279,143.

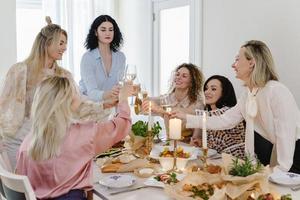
92,113,300,200
92,151,300,200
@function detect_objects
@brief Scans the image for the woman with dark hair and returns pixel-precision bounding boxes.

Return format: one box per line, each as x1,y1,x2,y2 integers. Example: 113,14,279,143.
173,40,300,173
79,15,126,102
191,75,245,158
142,63,205,142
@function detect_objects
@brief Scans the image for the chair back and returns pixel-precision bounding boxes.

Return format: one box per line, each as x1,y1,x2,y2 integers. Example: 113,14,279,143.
0,151,13,173
0,164,36,200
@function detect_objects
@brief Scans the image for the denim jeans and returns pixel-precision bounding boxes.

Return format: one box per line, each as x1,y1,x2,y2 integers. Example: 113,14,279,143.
52,190,87,200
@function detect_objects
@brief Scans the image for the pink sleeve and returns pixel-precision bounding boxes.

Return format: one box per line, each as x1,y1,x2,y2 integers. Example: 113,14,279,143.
93,102,131,154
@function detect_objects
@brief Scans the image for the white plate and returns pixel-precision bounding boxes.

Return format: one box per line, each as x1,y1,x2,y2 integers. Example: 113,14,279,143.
99,174,136,188
269,170,300,186
144,173,185,188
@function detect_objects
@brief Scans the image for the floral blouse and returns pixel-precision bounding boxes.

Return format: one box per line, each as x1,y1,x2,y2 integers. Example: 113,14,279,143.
0,62,110,139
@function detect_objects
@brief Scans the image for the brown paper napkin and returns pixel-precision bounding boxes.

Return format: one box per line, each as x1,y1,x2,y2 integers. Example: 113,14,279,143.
117,158,153,173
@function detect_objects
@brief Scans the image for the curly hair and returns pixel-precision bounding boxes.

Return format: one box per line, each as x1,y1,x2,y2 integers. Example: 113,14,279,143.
85,15,123,52
204,75,237,110
170,63,204,104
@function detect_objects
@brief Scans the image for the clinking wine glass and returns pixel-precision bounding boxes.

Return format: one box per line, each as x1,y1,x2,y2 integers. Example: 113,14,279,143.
125,64,137,105
160,94,172,142
117,69,126,86
160,94,172,114
134,84,148,115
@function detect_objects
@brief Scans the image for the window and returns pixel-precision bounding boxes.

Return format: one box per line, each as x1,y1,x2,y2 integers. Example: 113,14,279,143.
16,0,44,61
153,0,202,95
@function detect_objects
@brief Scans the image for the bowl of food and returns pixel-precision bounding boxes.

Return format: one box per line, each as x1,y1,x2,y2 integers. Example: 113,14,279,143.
150,145,197,171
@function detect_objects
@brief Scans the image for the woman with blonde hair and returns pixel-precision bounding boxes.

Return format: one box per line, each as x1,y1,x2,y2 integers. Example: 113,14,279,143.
172,40,300,174
16,76,131,199
0,17,113,168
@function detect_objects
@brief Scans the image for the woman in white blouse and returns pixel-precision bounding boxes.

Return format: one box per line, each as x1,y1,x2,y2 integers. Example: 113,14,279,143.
172,40,300,174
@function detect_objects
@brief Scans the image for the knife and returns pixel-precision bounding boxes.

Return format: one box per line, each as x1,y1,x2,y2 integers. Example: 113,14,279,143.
109,186,148,195
291,185,300,191
110,185,162,195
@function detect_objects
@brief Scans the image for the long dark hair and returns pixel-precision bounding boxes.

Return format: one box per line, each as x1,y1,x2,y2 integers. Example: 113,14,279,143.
204,75,237,110
85,15,123,52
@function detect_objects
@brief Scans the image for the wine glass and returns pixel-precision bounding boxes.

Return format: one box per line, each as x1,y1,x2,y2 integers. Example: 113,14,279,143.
160,94,172,114
125,64,137,82
125,64,137,105
117,69,125,86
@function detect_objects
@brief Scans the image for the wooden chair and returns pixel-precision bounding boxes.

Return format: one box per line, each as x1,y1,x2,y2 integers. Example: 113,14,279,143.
0,164,36,200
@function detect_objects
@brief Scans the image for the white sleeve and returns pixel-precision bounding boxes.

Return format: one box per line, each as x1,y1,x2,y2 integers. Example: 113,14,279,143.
186,100,244,130
271,85,299,171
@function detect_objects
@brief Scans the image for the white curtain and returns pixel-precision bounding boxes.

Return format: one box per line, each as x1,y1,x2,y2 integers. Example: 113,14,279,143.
42,0,117,82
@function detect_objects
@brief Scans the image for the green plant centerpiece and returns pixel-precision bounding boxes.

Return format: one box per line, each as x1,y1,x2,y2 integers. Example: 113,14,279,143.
229,155,263,177
129,120,162,157
131,120,162,139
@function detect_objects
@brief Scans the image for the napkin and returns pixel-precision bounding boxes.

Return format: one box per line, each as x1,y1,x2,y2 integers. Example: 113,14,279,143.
221,153,270,199
117,158,153,173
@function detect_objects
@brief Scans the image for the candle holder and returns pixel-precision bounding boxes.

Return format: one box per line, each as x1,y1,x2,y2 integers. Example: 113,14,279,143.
167,139,182,173
200,148,208,171
145,130,153,156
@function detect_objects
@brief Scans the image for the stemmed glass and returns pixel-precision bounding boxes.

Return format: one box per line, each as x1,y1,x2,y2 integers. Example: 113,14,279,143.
117,69,126,86
125,64,137,82
125,64,137,105
160,94,172,114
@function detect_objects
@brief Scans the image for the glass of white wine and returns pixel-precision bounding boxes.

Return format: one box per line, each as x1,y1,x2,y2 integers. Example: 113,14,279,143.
125,64,137,82
125,64,137,105
160,94,172,114
117,69,125,86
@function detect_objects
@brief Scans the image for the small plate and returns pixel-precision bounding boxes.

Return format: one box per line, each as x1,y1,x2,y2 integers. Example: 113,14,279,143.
99,174,136,188
269,170,300,186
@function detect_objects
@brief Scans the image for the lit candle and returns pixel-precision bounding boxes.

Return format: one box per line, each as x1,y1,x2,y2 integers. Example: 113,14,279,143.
202,111,207,149
148,101,152,131
169,118,182,140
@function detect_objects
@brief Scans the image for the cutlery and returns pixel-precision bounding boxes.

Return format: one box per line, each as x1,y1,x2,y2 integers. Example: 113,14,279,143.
291,185,300,191
109,185,160,195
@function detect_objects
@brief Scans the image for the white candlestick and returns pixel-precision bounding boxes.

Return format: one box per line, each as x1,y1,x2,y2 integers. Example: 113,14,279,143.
169,118,182,140
202,111,207,149
148,101,152,131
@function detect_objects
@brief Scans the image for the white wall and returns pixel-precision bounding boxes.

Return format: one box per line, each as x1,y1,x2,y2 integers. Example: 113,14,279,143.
0,0,16,83
202,0,300,105
118,0,153,94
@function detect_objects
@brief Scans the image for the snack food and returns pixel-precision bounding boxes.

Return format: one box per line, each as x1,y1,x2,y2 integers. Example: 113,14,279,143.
154,172,179,185
182,183,223,200
101,163,123,173
159,147,190,158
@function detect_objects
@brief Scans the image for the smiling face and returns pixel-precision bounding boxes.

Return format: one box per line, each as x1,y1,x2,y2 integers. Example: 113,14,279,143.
96,21,114,45
174,67,191,90
47,32,67,62
232,47,254,84
204,79,222,110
